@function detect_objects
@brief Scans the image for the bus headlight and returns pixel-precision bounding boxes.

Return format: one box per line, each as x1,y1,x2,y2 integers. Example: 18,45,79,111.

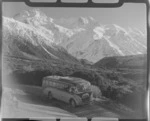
82,93,89,99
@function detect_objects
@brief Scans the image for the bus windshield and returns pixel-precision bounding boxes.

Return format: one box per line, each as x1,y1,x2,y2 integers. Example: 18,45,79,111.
77,82,91,92
69,82,91,94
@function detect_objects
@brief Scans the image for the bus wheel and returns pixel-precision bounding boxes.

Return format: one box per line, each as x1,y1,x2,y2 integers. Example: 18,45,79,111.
70,99,76,108
48,92,53,100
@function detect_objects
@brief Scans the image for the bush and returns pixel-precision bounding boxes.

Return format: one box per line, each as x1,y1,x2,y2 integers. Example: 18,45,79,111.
90,85,102,98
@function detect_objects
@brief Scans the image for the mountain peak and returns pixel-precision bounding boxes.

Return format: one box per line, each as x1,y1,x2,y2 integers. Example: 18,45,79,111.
29,9,47,19
78,17,89,24
14,9,45,19
78,16,96,25
88,16,95,21
14,9,54,26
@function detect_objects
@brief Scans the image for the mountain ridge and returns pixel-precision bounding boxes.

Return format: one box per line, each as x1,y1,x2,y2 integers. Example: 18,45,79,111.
5,9,147,63
3,16,81,73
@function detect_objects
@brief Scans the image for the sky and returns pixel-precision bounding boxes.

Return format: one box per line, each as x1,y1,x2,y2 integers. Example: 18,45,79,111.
2,2,146,33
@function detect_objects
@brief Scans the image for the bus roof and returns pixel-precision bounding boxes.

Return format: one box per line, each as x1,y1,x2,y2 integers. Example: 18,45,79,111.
43,76,90,85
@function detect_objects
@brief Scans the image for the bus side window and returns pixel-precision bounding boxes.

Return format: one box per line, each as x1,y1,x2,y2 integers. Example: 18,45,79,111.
53,82,56,87
58,83,62,89
44,80,47,86
62,84,65,89
49,81,52,86
55,82,58,87
52,82,56,87
56,83,59,88
64,85,69,92
48,81,51,86
42,80,46,87
46,80,49,86
59,84,63,88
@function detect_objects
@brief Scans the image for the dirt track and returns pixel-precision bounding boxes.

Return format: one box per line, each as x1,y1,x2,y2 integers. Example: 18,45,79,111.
2,84,120,118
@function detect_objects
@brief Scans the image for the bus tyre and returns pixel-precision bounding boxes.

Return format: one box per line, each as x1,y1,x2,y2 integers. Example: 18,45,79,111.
48,92,53,100
70,99,76,108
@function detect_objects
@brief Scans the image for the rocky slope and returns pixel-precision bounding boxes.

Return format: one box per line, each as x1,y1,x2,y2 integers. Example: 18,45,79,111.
3,16,81,73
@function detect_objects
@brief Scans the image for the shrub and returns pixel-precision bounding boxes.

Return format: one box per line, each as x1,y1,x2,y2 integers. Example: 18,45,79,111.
90,85,102,98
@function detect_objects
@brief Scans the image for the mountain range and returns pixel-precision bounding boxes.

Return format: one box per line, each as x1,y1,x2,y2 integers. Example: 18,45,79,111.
3,9,147,73
4,9,146,63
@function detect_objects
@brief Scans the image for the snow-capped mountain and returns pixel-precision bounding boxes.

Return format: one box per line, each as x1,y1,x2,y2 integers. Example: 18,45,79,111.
3,16,79,68
6,9,147,63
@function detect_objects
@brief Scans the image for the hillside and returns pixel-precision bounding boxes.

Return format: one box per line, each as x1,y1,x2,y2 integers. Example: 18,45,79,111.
3,16,83,86
3,16,79,64
94,54,147,113
94,54,147,69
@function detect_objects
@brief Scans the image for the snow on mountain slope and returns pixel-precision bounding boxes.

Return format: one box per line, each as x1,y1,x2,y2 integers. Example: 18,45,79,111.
14,9,78,39
12,9,147,63
14,9,54,26
103,25,146,55
74,38,123,62
54,24,74,38
3,16,79,65
93,26,105,40
55,16,96,29
128,28,147,46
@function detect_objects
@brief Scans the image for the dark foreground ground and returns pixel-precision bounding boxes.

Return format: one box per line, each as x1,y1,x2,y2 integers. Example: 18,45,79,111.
2,84,139,119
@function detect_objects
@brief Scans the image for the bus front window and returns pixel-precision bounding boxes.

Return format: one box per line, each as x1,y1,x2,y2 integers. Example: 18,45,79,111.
77,83,91,92
68,83,91,94
68,86,77,93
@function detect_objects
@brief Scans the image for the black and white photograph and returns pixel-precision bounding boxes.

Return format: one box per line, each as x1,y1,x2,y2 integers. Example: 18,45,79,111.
1,1,148,120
